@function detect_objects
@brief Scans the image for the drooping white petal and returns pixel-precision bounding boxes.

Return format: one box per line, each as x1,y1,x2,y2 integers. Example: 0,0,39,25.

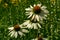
9,31,15,37
14,32,18,38
39,16,43,20
8,31,13,35
37,23,41,28
22,29,29,33
36,15,40,22
27,23,32,29
33,23,38,29
31,14,35,20
18,31,25,36
8,27,14,30
28,12,33,18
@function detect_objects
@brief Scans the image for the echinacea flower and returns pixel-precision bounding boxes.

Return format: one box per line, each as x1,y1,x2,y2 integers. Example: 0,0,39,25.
22,20,41,29
8,24,29,38
25,4,49,22
32,35,47,40
32,37,47,40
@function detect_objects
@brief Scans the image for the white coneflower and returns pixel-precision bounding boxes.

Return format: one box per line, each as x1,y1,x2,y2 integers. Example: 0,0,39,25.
8,24,29,38
25,3,49,22
32,36,47,40
22,20,41,29
32,37,47,40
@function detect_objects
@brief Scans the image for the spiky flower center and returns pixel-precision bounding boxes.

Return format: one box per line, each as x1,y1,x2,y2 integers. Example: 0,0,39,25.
14,25,20,31
34,6,41,14
38,37,43,40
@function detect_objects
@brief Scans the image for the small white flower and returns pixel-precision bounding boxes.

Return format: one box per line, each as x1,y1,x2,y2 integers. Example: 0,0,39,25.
22,20,41,29
25,4,49,22
32,36,47,40
32,38,47,40
8,24,29,38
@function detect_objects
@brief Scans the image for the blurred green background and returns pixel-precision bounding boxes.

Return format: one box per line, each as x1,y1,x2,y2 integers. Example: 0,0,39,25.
0,0,60,40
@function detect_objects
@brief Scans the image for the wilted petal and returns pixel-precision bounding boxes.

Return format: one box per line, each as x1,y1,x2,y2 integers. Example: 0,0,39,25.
14,32,18,38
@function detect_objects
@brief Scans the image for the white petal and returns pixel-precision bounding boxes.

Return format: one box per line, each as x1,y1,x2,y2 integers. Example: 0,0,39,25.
43,10,49,13
33,23,38,29
36,15,39,22
39,16,43,20
30,5,33,8
25,12,29,13
9,31,15,37
8,31,14,35
37,4,42,7
34,15,38,21
41,6,47,10
25,8,32,11
34,4,36,7
18,31,25,36
31,14,35,21
22,29,29,33
8,27,14,30
28,12,33,18
27,23,32,29
37,23,41,28
23,20,30,25
25,12,30,16
19,25,27,28
26,12,33,16
14,32,18,38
